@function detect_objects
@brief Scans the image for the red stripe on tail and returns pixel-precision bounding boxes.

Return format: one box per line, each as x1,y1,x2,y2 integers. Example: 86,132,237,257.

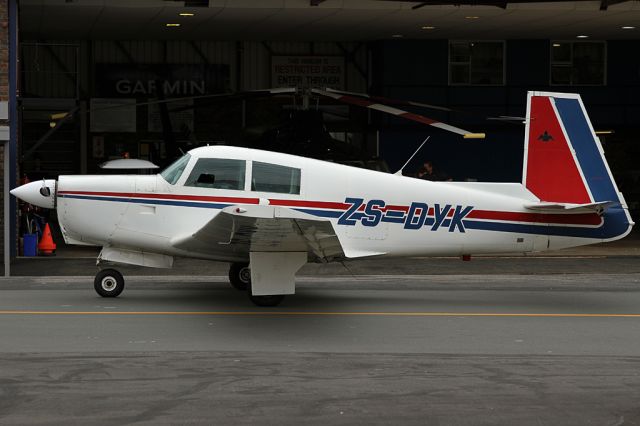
525,96,591,204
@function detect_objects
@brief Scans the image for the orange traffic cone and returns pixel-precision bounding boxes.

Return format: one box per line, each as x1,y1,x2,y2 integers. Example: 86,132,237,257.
38,223,57,256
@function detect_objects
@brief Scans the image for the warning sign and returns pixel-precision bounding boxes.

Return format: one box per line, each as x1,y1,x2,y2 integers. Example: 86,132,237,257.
271,56,345,89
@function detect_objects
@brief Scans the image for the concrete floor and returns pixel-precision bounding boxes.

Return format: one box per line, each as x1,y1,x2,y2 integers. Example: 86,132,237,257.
1,263,640,425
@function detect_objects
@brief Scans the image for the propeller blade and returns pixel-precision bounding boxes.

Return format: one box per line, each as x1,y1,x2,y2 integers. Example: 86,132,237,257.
312,88,480,138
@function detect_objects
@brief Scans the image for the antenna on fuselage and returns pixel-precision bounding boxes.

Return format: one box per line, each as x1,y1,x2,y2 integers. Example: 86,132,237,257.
394,136,431,176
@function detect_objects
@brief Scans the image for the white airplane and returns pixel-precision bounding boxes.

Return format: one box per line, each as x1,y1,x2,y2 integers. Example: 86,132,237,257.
11,91,634,306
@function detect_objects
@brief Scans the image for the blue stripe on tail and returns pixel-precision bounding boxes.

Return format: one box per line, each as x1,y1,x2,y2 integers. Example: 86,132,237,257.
554,98,619,203
554,96,632,240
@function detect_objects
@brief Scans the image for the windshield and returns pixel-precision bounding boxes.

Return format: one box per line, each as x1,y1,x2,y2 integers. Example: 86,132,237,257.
160,154,191,185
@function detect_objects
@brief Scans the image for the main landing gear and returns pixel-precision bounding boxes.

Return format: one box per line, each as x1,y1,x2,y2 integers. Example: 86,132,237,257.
94,268,125,298
228,262,286,307
228,262,250,291
92,264,286,307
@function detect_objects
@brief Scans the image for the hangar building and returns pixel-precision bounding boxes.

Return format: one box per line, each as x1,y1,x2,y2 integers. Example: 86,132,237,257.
2,0,640,273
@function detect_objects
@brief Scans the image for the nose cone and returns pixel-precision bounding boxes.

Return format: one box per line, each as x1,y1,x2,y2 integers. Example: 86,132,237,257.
10,180,57,209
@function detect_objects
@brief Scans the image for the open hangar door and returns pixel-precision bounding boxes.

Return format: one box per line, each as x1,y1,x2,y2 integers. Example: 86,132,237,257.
15,44,376,257
10,0,640,264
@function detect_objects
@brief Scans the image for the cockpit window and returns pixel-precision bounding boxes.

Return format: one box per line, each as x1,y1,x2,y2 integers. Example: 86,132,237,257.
185,158,246,190
251,161,301,194
160,154,191,185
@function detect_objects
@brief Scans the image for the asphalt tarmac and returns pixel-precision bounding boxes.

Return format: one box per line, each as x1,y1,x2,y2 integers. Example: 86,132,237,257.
1,260,640,425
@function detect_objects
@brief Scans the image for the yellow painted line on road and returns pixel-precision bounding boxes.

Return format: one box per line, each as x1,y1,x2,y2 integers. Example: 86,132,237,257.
0,311,639,318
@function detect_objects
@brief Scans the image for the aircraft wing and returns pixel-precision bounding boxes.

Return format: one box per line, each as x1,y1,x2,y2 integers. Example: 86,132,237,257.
170,205,353,262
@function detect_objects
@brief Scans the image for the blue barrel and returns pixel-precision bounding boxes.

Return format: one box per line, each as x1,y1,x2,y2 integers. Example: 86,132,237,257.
23,233,38,257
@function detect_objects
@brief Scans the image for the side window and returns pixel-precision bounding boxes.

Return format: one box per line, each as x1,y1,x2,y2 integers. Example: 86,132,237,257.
251,161,301,195
550,41,606,86
449,41,505,85
160,154,191,185
184,158,246,190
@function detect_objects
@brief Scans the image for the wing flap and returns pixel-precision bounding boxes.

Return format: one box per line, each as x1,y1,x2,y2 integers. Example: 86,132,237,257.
170,205,350,262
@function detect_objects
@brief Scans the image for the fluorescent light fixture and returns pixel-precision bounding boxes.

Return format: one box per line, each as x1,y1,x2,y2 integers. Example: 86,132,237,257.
622,26,635,30
50,112,68,120
465,16,479,19
179,13,194,16
553,43,561,47
595,130,614,135
166,23,181,27
576,35,589,38
422,26,436,30
391,34,404,38
464,133,486,139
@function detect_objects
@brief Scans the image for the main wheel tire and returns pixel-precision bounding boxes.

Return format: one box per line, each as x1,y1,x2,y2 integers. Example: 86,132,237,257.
229,262,251,291
248,294,285,307
94,269,125,298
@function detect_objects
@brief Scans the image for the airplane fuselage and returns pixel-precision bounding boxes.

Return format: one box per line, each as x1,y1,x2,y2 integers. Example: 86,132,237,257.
10,91,634,304
55,146,622,264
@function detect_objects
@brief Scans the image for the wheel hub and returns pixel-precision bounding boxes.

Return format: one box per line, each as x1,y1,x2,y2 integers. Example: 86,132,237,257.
101,277,117,292
239,267,251,283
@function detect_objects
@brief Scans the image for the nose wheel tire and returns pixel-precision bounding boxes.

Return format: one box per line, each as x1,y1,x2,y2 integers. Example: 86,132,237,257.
94,269,125,298
249,294,285,307
229,262,251,291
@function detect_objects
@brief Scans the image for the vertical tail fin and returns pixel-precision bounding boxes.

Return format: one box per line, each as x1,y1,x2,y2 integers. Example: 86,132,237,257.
522,91,633,240
524,91,619,205
523,92,593,203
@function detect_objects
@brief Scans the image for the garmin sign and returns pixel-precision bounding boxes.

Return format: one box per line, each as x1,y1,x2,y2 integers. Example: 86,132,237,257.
95,64,230,97
115,79,206,96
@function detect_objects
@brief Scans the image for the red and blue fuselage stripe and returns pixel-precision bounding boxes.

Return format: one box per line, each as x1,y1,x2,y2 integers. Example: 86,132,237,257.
58,190,615,238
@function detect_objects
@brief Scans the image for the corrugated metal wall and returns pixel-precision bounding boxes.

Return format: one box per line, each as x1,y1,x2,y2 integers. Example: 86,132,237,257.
21,40,369,98
20,42,80,98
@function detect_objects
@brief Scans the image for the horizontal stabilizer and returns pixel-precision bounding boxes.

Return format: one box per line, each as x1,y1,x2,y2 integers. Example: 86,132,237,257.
524,201,618,214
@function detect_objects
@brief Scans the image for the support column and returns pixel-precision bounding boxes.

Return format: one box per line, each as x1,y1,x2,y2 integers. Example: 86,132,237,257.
2,0,16,276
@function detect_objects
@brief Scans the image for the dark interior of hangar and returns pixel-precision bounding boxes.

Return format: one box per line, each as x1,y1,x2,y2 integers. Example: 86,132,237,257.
3,0,640,265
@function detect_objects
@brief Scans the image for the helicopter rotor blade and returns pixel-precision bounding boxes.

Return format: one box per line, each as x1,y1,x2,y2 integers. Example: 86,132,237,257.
322,87,526,127
312,88,484,139
46,87,299,120
323,87,453,112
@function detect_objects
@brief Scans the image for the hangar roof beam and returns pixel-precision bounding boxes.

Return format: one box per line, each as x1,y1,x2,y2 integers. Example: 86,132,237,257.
401,0,635,10
336,42,367,82
36,42,83,99
114,41,137,65
600,0,630,10
189,41,210,66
